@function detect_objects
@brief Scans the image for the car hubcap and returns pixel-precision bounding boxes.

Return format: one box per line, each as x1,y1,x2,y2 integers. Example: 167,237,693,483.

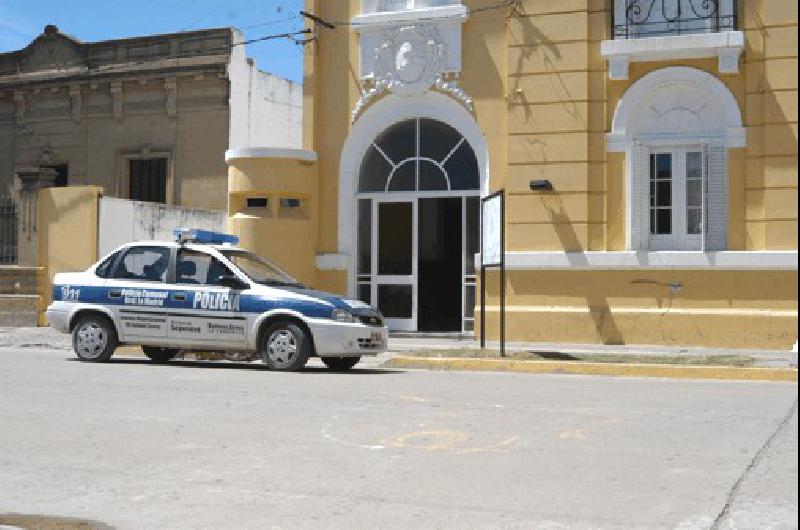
76,323,107,358
267,329,297,368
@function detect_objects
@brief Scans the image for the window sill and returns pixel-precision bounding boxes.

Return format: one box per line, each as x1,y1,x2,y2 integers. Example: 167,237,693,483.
352,4,467,29
475,251,798,271
600,31,744,80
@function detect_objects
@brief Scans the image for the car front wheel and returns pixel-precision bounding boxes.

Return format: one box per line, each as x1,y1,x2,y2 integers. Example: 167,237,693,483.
321,356,361,371
260,321,311,372
72,314,118,362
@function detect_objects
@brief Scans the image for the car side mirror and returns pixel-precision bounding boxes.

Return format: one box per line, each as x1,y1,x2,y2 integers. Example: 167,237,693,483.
218,274,248,290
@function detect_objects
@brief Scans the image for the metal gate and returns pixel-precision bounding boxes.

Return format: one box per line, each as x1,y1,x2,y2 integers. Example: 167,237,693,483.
1,195,18,264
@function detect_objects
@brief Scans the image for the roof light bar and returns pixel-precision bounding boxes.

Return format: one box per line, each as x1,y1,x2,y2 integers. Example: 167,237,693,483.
173,228,240,245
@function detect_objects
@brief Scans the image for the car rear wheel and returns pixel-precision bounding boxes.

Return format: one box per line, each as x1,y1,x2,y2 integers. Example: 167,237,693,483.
321,356,361,371
142,347,180,363
72,314,118,362
260,321,311,372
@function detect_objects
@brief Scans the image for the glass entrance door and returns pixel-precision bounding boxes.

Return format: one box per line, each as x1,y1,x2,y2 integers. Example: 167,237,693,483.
356,195,479,333
374,199,417,331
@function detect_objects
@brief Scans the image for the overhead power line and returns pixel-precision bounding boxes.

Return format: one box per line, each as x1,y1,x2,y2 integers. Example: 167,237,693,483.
238,13,301,31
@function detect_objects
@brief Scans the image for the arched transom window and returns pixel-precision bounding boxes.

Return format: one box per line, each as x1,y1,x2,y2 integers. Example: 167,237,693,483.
358,118,480,193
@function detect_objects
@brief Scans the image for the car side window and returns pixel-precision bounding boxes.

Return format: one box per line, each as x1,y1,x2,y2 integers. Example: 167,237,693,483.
95,251,121,278
111,247,170,283
175,250,232,286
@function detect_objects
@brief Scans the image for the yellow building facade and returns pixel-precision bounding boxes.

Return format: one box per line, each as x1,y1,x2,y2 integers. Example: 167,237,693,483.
227,0,798,349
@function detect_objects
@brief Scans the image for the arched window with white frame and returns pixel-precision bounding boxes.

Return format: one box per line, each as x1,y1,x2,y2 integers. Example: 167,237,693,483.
608,67,746,252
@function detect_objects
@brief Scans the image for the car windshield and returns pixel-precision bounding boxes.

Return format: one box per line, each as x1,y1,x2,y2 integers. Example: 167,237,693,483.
220,250,303,288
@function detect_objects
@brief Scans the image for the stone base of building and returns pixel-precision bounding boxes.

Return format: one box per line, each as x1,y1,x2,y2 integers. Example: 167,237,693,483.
0,266,45,327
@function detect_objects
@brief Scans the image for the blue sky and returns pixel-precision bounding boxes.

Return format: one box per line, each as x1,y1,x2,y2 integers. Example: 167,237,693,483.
0,0,305,82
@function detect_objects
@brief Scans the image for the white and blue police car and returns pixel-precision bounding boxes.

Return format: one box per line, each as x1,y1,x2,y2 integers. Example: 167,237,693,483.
46,229,388,371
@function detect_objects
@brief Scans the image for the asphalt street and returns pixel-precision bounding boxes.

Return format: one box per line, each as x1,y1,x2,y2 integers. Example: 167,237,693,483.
0,347,797,529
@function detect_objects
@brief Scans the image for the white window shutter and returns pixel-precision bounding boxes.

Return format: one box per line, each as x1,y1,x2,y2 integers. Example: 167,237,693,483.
630,142,651,250
704,143,728,251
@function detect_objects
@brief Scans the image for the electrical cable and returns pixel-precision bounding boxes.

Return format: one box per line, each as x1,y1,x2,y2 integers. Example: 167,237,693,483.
316,0,519,28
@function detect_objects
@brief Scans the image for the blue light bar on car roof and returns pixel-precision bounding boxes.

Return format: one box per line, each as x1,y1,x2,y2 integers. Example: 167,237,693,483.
173,228,240,245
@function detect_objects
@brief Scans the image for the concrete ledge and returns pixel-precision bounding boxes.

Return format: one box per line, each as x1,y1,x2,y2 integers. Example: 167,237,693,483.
225,148,317,163
385,356,799,382
475,251,799,271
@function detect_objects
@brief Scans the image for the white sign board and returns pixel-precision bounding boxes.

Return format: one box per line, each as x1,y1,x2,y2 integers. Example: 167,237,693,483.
481,194,503,266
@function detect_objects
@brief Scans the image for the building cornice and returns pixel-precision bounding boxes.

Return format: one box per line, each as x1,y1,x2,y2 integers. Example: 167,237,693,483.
352,4,468,30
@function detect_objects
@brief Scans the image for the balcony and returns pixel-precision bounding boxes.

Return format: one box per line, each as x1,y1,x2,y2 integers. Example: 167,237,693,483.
356,0,466,26
613,0,737,39
362,0,461,14
601,0,744,80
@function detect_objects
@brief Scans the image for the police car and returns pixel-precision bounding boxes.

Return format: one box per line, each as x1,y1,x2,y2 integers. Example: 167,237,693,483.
46,229,388,371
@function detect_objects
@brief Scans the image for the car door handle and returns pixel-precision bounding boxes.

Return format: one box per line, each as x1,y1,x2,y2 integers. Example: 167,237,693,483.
108,290,122,299
171,293,187,302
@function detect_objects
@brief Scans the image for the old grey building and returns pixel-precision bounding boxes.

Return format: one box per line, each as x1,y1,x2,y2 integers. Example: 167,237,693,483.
0,24,301,210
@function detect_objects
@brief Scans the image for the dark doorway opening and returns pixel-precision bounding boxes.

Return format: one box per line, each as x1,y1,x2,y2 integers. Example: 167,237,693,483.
418,197,462,332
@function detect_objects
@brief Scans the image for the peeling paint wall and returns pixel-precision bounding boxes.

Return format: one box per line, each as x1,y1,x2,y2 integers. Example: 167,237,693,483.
98,197,226,256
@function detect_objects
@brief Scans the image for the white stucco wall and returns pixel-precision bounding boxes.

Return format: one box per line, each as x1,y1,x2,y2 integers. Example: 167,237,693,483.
228,31,302,150
98,197,227,256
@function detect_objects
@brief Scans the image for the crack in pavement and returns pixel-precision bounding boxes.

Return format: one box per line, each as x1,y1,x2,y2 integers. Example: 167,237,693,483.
711,397,798,529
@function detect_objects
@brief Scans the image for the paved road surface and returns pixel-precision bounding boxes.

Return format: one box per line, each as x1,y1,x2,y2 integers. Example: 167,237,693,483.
0,348,796,529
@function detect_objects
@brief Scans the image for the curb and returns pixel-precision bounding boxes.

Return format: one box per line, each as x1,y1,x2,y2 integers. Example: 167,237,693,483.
385,356,799,382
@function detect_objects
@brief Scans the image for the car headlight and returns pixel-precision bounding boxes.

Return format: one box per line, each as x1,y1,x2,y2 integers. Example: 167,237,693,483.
331,308,357,323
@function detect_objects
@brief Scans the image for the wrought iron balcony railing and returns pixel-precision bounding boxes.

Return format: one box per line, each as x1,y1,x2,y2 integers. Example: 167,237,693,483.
613,0,738,39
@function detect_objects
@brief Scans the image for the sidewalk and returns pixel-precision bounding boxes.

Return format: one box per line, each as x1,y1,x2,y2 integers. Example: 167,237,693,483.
1,327,795,368
390,335,796,368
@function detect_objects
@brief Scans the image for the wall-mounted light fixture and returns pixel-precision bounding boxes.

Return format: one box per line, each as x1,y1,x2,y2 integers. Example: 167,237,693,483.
529,179,553,191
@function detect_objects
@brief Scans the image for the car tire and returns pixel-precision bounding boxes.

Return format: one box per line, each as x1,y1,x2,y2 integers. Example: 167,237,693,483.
260,321,311,372
72,313,118,362
142,347,179,363
321,356,361,371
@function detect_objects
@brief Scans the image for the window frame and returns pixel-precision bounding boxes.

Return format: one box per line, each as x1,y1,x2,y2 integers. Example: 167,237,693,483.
358,118,479,194
118,149,174,205
646,145,705,252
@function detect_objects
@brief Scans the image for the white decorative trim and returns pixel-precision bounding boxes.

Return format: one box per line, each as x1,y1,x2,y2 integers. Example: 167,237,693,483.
352,75,475,123
433,76,474,114
353,4,467,27
339,91,490,298
608,66,745,151
316,253,350,271
475,251,799,271
225,148,317,163
601,31,745,80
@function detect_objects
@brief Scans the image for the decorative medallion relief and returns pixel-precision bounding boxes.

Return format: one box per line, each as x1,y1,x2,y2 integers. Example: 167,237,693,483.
352,24,473,122
375,25,445,96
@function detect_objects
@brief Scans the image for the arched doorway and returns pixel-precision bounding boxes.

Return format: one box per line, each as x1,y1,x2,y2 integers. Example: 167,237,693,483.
355,118,480,332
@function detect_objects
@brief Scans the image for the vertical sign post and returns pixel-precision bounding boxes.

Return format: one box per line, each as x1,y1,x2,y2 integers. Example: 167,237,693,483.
480,190,505,357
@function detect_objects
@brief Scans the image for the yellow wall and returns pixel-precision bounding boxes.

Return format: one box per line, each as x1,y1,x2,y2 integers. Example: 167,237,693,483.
508,0,798,252
477,269,797,349
37,186,102,322
227,156,319,286
228,0,798,348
